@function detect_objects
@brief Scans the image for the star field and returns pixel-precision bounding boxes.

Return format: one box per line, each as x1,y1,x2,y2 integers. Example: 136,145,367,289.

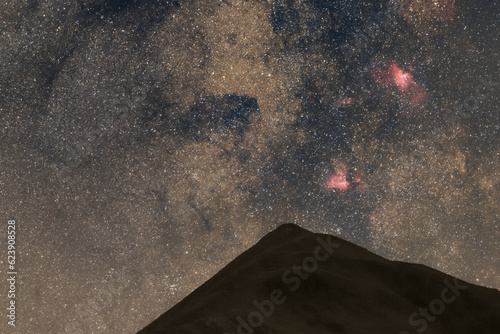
0,0,499,333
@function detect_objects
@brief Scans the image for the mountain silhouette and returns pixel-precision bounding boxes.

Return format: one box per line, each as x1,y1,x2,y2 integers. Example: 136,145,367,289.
137,224,500,334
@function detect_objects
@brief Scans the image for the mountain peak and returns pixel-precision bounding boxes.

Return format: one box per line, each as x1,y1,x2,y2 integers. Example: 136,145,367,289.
137,224,500,334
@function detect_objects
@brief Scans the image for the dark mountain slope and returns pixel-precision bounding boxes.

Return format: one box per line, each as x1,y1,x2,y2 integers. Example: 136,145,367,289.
137,224,500,334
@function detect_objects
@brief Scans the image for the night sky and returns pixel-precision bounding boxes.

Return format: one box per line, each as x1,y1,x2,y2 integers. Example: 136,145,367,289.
1,0,499,333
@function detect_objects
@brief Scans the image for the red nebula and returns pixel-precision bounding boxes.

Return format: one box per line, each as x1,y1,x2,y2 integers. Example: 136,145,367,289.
390,64,412,90
326,162,350,191
325,162,367,192
371,61,426,105
326,173,350,191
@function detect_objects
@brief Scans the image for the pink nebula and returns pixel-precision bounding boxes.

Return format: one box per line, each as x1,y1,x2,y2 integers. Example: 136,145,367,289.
389,63,412,90
326,173,350,191
326,162,350,191
325,161,368,192
371,61,426,105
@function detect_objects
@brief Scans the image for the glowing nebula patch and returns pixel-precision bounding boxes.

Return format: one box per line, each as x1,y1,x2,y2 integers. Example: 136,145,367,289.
324,161,366,193
326,172,350,191
371,60,426,106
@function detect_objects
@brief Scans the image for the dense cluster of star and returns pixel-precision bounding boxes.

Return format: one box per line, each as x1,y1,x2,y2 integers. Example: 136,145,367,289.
0,0,498,333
